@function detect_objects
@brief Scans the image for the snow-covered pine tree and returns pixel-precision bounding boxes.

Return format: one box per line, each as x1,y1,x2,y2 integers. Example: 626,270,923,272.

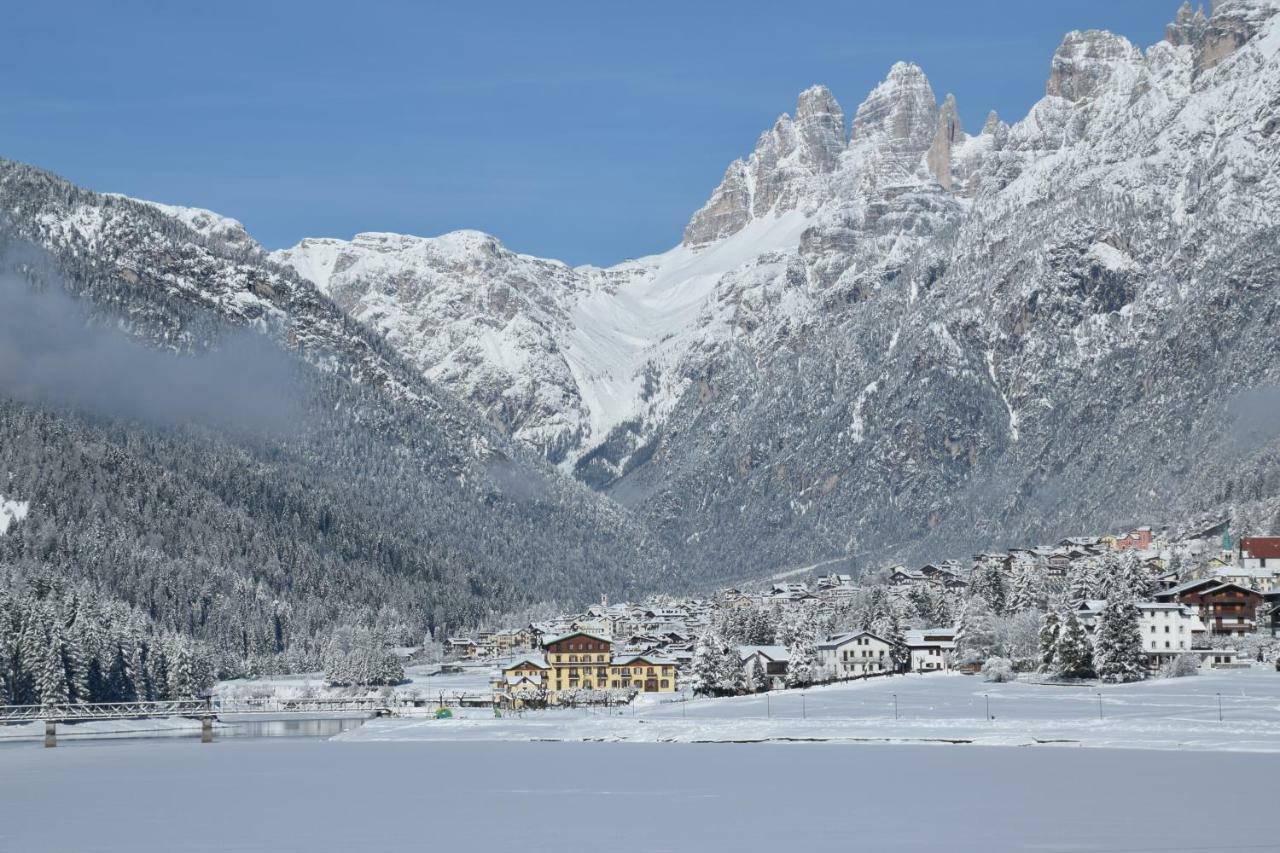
1117,551,1154,602
1009,563,1044,613
60,630,89,704
955,595,999,665
167,638,196,699
716,637,745,696
0,584,13,706
1094,599,1145,683
1054,609,1094,679
36,620,70,706
691,629,724,697
974,563,1009,616
785,629,817,688
1066,558,1099,603
748,656,767,693
1037,610,1060,674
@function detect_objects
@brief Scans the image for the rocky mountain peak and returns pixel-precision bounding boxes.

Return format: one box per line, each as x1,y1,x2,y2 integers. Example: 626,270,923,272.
1167,1,1209,46
981,110,1005,136
849,62,937,149
684,85,847,246
1196,0,1279,70
794,84,847,173
1046,30,1143,102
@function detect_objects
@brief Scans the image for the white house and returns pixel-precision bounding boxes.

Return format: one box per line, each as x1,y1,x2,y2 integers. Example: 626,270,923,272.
818,631,894,678
903,628,956,672
1136,601,1206,660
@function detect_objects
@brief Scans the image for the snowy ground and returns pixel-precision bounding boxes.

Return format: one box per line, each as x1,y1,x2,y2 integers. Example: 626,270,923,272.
212,661,494,702
343,667,1280,752
1,738,1276,852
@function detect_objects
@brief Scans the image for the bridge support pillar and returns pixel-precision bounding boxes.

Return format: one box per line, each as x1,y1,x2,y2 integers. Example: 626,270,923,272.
44,720,56,748
200,716,214,744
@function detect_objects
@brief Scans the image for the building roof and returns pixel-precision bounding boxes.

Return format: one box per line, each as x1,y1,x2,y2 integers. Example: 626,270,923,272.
612,654,676,667
505,673,543,686
503,655,548,671
1213,566,1277,579
542,630,612,646
818,630,892,649
738,645,790,662
903,627,957,646
1241,536,1280,559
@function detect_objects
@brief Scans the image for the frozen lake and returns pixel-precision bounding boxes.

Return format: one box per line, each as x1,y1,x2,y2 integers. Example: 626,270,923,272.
1,738,1275,852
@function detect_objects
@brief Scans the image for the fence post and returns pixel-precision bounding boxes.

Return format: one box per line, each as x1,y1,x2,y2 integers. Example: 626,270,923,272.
44,720,56,748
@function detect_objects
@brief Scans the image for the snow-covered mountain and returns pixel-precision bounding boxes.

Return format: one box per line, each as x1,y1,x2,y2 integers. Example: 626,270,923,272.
265,0,1280,576
0,158,672,655
12,0,1273,587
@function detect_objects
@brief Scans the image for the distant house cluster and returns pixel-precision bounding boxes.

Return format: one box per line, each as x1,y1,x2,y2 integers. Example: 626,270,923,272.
467,521,1280,709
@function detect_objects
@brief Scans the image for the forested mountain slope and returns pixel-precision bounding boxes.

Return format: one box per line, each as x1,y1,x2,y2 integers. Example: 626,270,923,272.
0,161,671,676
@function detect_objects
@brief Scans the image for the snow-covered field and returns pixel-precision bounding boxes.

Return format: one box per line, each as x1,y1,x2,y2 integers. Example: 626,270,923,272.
344,668,1280,753
2,739,1276,852
211,661,494,703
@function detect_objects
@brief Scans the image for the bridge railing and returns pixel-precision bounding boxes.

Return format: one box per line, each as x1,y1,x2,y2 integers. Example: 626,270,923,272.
0,700,212,723
0,696,414,724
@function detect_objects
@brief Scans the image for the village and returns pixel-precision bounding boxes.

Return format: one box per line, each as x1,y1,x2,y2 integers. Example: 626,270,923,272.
451,522,1280,709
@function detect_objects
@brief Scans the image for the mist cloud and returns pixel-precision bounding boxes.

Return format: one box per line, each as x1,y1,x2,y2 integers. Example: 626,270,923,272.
0,273,304,437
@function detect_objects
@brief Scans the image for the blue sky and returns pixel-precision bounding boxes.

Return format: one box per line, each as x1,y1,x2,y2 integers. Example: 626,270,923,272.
2,1,1175,265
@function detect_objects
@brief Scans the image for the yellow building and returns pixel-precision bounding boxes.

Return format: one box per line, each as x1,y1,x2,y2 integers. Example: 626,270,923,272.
495,632,678,703
544,631,613,692
608,654,677,693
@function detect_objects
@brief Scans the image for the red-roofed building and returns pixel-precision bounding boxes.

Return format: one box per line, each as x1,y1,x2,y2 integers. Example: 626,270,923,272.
1114,527,1154,550
1240,536,1280,565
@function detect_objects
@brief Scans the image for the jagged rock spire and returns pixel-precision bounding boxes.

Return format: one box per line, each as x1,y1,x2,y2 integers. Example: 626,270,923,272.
927,94,966,190
1166,1,1209,46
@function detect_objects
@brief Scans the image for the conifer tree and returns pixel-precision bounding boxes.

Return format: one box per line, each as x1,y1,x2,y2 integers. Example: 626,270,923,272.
956,596,999,665
691,630,724,697
748,656,767,693
36,623,70,706
1055,609,1094,679
1067,558,1099,603
1009,563,1045,613
785,627,818,688
1094,599,1144,683
1037,610,1061,674
716,639,746,696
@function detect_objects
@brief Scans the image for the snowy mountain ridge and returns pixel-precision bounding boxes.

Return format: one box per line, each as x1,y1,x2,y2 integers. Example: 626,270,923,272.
38,0,1280,579
271,0,1280,492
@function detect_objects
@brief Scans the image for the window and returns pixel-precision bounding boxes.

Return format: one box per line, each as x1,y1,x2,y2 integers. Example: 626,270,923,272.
660,680,670,688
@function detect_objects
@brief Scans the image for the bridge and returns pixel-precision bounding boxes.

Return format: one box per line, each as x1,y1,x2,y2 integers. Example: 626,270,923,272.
0,697,404,747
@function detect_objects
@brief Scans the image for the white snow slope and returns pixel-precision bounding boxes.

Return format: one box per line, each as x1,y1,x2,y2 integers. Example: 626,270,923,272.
0,495,29,536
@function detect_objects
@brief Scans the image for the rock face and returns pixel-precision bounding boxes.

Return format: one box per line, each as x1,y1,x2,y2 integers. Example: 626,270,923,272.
926,94,966,189
684,85,846,246
1046,31,1144,102
272,230,593,462
113,0,1280,580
